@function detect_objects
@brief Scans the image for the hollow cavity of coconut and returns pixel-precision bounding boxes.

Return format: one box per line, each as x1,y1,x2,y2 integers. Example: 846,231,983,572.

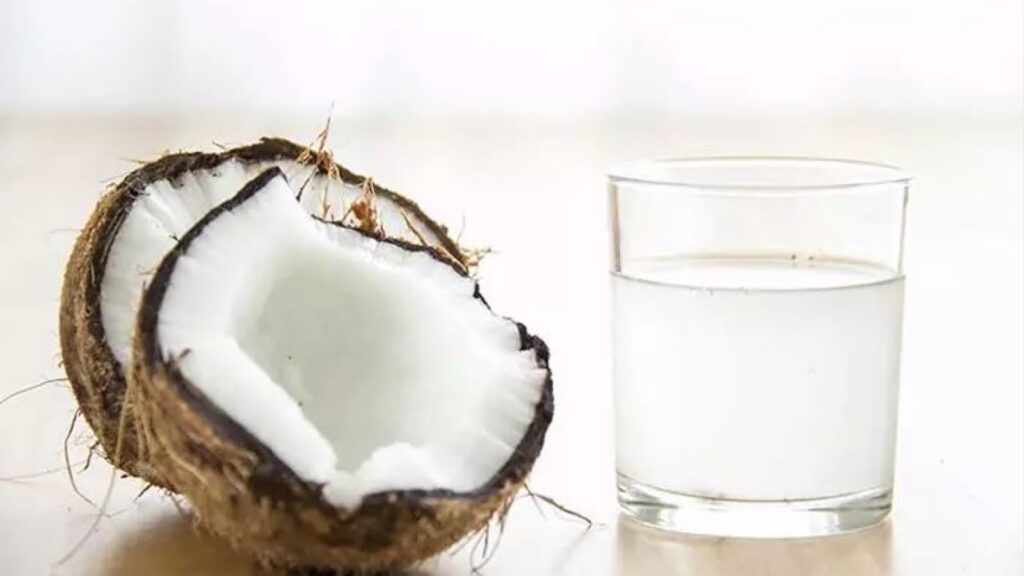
131,169,553,571
60,138,466,481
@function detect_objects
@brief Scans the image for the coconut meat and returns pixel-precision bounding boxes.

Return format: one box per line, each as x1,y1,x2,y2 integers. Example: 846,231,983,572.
140,173,547,508
101,157,446,370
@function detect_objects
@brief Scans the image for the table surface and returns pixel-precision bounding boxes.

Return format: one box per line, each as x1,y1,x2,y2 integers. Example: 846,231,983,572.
1,113,1021,575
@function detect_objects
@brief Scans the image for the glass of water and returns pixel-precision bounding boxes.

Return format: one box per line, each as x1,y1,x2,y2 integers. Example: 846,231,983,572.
609,158,909,538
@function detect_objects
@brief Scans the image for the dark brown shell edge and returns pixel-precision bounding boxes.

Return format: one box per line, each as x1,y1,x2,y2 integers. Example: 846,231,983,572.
58,138,467,483
131,169,554,571
59,184,149,477
232,137,465,268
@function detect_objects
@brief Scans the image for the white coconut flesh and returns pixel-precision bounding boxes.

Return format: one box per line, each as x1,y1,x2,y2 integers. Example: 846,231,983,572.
101,157,448,370
145,172,547,508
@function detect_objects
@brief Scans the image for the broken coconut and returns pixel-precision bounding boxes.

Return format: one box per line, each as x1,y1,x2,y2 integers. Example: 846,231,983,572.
131,168,552,571
60,138,467,480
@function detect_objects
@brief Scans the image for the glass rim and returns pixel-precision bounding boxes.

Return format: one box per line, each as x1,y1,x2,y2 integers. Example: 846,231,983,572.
608,156,911,193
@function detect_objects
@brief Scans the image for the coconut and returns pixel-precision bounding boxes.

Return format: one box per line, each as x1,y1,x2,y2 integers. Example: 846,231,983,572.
130,168,553,571
60,138,466,480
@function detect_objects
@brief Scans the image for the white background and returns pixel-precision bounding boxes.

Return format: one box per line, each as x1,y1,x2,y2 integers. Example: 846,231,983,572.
0,1,1021,574
1,0,1021,116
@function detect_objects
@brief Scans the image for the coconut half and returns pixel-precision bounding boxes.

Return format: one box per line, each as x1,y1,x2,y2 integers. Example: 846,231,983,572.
131,168,552,571
60,138,465,478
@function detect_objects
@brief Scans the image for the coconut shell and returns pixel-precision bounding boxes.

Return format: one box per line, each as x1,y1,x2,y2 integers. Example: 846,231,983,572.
130,172,554,571
132,328,552,572
59,139,467,484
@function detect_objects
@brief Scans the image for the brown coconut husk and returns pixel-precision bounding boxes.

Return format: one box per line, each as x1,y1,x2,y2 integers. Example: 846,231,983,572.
129,169,554,572
59,138,471,486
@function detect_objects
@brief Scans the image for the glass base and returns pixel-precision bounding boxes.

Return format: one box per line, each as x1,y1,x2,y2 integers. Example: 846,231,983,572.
617,473,892,538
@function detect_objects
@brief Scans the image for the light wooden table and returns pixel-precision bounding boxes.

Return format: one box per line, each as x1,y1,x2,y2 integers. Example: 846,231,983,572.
1,113,1021,575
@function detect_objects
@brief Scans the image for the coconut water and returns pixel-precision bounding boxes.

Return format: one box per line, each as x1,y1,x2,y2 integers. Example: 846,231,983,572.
612,255,904,501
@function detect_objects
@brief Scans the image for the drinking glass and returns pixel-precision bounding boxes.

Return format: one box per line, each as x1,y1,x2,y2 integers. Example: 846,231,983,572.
609,157,909,537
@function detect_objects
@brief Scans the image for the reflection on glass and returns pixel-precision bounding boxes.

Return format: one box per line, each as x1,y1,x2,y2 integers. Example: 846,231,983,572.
615,514,892,576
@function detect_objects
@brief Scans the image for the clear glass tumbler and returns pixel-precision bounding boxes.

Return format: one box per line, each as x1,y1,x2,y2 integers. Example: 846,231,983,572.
609,158,909,538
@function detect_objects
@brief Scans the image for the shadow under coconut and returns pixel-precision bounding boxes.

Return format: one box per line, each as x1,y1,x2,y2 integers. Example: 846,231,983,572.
615,514,893,576
91,509,437,576
91,511,264,576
